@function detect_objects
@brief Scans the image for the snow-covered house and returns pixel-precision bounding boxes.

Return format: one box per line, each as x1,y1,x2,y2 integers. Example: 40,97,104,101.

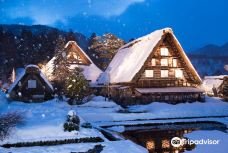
98,28,204,104
8,65,54,102
43,41,102,86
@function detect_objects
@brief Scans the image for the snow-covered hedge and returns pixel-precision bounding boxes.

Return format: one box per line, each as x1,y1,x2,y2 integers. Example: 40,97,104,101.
1,137,104,148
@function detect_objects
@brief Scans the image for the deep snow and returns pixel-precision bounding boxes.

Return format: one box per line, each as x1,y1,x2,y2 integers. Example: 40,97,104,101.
0,92,228,152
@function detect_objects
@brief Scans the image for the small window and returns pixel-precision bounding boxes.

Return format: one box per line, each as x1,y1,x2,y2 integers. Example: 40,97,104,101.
151,58,156,66
161,70,168,78
145,70,154,77
175,69,183,78
28,80,37,89
173,59,177,67
161,59,168,66
160,47,169,56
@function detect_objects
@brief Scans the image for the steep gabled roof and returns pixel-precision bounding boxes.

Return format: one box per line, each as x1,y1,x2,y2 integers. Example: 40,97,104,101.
8,65,53,93
43,41,102,85
98,28,201,84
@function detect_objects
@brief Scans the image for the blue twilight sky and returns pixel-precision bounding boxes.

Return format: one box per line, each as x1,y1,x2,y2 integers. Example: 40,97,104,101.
0,0,228,51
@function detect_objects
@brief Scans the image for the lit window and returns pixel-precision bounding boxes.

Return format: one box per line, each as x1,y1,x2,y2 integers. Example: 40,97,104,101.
175,69,183,78
161,59,168,66
28,80,37,88
162,139,170,148
161,70,168,77
145,70,154,77
173,59,177,67
151,58,156,66
146,140,155,150
160,47,169,56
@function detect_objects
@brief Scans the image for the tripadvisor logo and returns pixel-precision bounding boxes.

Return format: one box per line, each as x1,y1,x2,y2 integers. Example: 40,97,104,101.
171,137,183,147
171,137,220,147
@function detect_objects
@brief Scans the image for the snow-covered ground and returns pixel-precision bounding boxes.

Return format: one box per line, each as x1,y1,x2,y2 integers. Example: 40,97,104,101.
0,140,147,153
185,130,228,153
0,91,228,152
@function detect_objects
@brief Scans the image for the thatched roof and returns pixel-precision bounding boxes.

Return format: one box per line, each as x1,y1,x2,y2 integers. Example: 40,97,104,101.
43,41,102,86
98,28,201,84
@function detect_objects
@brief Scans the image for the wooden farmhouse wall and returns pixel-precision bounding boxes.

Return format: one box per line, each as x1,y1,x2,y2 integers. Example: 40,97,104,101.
134,33,200,88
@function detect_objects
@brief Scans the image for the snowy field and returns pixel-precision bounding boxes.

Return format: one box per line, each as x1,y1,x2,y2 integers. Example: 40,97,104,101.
0,91,228,152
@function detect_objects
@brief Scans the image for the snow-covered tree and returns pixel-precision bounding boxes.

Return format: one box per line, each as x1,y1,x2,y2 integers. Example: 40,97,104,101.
88,33,125,70
52,35,70,91
64,67,90,104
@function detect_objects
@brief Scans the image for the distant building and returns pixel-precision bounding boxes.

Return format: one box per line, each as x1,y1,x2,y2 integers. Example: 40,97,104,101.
98,28,204,105
202,75,226,96
7,65,54,102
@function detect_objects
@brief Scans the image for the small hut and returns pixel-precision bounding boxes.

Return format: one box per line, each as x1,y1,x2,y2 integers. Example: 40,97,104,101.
8,65,54,102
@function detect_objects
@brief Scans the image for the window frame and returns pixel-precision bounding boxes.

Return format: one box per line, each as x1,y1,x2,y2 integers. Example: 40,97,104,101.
28,80,37,89
160,47,169,56
151,58,156,66
161,58,168,66
173,59,177,67
161,70,169,78
175,69,183,78
145,70,154,78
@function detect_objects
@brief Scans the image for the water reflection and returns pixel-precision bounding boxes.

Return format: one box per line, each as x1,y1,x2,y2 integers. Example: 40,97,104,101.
122,122,226,153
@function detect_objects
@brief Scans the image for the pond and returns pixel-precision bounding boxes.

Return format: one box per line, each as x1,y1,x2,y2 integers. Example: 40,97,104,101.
121,121,227,153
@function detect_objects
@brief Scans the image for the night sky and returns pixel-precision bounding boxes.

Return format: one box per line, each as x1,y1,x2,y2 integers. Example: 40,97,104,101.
1,0,228,51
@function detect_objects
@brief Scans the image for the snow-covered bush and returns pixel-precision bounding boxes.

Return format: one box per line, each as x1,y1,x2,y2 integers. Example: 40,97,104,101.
0,112,24,141
63,110,80,132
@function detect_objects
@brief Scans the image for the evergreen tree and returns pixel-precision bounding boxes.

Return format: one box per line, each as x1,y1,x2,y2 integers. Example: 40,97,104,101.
88,33,125,70
64,67,90,104
52,35,70,91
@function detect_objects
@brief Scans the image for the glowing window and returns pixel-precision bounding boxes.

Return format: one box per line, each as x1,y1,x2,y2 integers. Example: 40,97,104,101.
161,70,168,78
151,58,156,66
145,70,154,77
146,140,155,150
175,69,183,78
160,47,169,56
161,59,168,66
173,59,177,67
162,139,170,148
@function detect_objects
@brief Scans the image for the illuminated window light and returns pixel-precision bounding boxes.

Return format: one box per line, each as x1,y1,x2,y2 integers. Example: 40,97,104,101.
161,70,168,78
146,140,155,150
160,47,169,56
175,69,183,78
161,59,168,66
145,70,154,77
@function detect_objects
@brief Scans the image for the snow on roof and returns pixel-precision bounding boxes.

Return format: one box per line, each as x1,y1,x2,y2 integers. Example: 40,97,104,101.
135,87,204,94
8,65,53,93
204,75,227,79
202,75,226,92
65,41,93,64
98,27,201,84
42,41,102,86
